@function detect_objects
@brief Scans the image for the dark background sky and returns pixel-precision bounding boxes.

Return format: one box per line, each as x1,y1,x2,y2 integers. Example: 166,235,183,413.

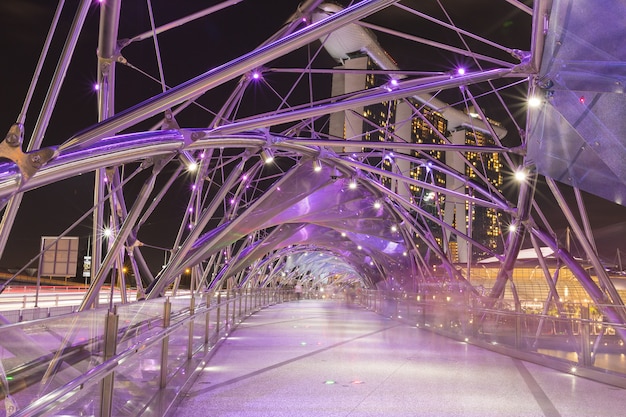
0,0,624,272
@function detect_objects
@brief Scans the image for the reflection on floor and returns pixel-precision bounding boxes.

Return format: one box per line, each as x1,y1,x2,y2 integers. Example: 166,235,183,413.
173,300,626,417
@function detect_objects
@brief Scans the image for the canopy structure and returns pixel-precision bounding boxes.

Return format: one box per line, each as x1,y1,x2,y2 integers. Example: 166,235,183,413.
0,0,625,328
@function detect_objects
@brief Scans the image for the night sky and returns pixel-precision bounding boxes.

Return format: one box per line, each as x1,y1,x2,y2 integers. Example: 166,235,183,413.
0,0,624,272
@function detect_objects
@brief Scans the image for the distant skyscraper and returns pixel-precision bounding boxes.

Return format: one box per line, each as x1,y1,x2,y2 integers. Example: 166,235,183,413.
329,55,503,263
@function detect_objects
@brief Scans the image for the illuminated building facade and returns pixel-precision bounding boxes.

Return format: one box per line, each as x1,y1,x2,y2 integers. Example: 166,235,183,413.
330,55,503,263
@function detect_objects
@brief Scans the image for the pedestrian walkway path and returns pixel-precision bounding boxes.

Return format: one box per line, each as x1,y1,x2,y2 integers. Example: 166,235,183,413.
172,300,626,416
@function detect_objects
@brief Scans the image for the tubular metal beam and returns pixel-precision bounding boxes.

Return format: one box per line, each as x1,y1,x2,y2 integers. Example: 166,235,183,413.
59,0,400,153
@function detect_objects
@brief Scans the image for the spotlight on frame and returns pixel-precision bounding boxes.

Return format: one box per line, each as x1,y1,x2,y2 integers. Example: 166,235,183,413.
260,149,274,164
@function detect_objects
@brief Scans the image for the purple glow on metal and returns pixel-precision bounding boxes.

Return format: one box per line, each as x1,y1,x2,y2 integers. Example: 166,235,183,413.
457,67,466,75
390,79,398,86
200,152,205,159
191,184,196,190
252,71,261,80
230,198,235,204
242,174,248,181
94,83,99,91
189,207,193,213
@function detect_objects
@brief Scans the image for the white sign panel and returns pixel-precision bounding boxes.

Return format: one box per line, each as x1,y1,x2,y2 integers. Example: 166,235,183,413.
41,236,79,277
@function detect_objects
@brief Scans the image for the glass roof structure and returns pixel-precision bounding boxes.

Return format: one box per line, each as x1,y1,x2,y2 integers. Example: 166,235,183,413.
0,0,625,334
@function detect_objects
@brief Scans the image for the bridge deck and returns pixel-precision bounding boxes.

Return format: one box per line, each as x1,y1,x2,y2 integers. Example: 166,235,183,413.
172,300,626,417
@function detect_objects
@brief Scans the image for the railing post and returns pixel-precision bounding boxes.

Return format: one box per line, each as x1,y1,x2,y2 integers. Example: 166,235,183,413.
100,309,119,417
160,298,171,389
205,293,211,346
215,292,222,337
406,296,410,319
515,304,522,349
188,296,196,360
580,305,592,367
417,296,425,327
225,289,230,332
238,288,243,319
244,287,248,315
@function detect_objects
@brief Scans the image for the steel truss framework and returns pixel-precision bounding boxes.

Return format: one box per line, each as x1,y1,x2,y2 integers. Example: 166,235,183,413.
1,0,625,337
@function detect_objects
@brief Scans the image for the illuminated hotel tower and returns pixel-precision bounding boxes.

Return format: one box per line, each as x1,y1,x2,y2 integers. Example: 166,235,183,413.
317,3,505,263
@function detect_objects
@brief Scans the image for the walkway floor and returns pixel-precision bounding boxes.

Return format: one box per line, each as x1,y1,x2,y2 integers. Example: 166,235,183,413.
172,300,626,417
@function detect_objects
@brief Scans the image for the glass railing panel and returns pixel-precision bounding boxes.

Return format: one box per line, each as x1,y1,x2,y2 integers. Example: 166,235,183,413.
108,343,163,417
116,298,168,347
162,325,190,385
0,308,108,411
40,375,103,417
361,291,626,384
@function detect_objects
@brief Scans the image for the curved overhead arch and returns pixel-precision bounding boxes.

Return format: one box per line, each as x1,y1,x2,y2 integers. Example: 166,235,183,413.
1,0,625,339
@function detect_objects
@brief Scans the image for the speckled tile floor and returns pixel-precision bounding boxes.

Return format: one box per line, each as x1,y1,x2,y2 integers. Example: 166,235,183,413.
172,300,626,417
